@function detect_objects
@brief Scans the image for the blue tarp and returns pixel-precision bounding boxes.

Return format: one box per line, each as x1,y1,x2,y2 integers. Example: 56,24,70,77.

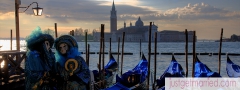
194,56,221,77
226,55,240,77
106,54,148,89
156,55,185,89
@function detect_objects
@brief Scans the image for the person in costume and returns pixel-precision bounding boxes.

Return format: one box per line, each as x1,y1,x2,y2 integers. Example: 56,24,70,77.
25,26,56,90
54,35,90,90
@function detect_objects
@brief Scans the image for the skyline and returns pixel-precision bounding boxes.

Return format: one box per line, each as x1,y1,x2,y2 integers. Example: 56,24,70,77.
0,0,239,40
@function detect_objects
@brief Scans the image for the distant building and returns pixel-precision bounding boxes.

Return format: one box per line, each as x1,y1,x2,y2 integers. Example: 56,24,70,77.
114,17,158,42
92,1,196,42
216,34,240,42
230,34,240,41
158,30,195,42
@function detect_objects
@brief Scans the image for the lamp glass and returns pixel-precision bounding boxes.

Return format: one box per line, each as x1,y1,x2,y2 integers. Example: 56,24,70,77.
32,7,43,16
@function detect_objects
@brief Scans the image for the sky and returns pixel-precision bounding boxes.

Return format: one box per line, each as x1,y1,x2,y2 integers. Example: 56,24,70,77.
0,0,239,40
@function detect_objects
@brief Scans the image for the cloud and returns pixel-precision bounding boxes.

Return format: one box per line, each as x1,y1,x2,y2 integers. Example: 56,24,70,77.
41,0,157,23
0,12,15,20
142,2,240,21
0,0,14,13
1,0,239,25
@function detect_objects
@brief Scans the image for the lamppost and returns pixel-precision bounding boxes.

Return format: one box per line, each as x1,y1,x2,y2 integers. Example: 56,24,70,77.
15,0,43,51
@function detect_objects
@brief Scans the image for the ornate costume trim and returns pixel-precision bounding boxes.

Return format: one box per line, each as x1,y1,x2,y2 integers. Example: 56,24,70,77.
65,59,78,76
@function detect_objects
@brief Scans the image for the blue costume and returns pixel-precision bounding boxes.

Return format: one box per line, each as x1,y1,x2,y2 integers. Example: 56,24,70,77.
54,35,90,90
25,27,56,90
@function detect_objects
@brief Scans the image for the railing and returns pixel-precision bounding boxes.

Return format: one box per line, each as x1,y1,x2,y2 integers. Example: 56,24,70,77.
0,50,26,89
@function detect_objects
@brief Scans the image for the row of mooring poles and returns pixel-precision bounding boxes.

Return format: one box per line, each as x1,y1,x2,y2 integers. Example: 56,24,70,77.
148,28,222,88
190,28,223,77
61,23,223,89
8,22,223,88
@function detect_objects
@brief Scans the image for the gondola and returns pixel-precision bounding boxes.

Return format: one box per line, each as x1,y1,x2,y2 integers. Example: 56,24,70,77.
155,55,185,90
92,54,118,89
105,54,148,90
194,56,221,77
226,55,240,77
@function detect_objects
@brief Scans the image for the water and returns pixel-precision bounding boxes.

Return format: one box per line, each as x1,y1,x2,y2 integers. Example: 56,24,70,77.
1,40,240,78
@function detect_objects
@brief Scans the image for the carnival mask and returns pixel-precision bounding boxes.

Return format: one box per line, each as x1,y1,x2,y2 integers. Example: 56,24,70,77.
59,43,68,54
45,41,51,52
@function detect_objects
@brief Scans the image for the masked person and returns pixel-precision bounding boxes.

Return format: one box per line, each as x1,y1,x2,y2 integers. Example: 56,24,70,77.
25,26,56,90
54,35,90,90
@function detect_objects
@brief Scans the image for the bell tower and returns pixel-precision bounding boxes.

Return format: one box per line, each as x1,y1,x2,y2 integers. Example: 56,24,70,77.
110,0,117,33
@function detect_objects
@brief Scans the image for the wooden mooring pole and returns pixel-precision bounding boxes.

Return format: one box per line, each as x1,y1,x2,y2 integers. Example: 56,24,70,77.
147,22,152,89
55,23,58,38
192,31,196,77
153,32,157,89
140,39,141,58
101,24,106,88
117,37,120,70
218,28,223,74
85,32,88,62
109,38,111,60
10,29,12,50
86,44,90,66
185,29,188,77
120,32,125,75
98,24,103,77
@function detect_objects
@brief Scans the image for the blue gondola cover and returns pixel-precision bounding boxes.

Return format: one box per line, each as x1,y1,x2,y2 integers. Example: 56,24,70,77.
226,56,240,77
194,56,221,77
156,55,185,89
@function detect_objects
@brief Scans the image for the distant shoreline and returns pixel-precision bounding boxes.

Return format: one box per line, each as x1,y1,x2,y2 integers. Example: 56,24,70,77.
2,38,239,42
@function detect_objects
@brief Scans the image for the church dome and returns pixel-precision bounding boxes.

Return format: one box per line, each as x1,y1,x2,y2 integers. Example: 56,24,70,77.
135,17,144,27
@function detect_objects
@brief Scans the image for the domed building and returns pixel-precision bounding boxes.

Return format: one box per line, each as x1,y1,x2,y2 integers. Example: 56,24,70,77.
115,17,158,42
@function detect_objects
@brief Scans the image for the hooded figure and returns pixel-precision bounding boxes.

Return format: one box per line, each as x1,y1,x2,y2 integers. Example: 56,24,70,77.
25,26,56,90
54,35,90,90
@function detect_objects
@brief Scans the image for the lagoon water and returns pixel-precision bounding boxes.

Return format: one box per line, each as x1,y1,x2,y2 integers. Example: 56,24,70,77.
1,39,240,78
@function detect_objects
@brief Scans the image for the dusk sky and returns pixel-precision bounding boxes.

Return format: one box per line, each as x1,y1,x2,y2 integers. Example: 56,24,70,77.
0,0,239,40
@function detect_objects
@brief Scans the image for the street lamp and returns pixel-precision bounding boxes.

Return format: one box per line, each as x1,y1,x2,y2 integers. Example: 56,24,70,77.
32,7,43,16
15,0,43,51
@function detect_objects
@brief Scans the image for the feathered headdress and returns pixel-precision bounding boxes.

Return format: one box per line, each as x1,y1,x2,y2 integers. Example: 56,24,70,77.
25,26,54,51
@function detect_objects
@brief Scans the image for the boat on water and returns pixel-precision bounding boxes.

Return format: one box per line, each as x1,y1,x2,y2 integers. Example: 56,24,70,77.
226,55,240,77
105,54,148,90
194,56,221,77
92,54,118,89
155,55,185,90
